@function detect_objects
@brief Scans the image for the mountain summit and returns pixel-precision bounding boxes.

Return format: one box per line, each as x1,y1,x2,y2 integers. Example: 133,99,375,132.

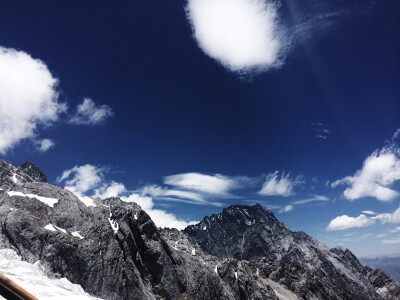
0,160,399,299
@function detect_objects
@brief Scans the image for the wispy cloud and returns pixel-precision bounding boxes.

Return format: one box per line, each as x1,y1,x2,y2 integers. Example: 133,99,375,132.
0,46,66,154
36,138,55,153
258,171,303,197
361,210,376,215
68,98,113,125
279,205,294,214
292,194,329,205
332,130,400,202
309,122,331,140
381,238,400,244
164,172,238,196
186,0,285,73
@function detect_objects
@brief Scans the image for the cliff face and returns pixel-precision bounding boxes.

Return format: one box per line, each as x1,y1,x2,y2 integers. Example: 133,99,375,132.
0,160,399,300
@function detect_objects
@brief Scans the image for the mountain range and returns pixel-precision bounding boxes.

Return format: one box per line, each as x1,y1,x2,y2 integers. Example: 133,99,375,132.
0,160,399,299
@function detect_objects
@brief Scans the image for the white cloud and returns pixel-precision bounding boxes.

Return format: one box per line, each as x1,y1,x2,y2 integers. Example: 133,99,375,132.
138,183,224,207
164,172,236,195
279,205,293,214
57,164,104,196
186,0,283,72
258,171,302,197
332,146,400,202
372,206,400,224
361,210,377,215
122,193,198,229
69,98,113,125
36,138,55,152
0,46,66,154
94,181,126,199
292,194,329,205
326,214,375,231
57,165,197,230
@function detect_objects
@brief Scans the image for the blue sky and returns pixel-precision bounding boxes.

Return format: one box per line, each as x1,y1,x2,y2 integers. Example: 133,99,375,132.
0,0,400,257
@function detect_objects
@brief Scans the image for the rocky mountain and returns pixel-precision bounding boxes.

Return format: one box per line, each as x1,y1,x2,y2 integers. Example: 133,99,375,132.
0,159,399,299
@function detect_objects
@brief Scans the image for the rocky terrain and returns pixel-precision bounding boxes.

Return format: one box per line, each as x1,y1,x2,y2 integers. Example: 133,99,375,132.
0,159,399,299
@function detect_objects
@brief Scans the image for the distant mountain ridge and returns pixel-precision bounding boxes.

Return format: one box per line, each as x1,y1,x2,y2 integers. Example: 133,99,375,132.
360,256,400,283
0,159,399,299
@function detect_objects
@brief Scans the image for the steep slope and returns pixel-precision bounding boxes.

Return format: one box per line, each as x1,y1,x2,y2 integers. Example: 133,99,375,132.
184,204,400,299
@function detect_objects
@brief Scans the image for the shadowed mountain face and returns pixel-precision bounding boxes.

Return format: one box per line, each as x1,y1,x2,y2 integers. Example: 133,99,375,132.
0,160,399,300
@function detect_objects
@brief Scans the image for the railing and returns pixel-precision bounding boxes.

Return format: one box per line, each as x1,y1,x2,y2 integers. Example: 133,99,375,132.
0,271,38,300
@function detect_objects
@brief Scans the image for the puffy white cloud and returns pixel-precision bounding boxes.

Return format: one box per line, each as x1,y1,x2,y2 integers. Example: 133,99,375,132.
372,206,400,224
279,205,293,214
186,0,283,72
326,214,375,231
332,147,400,201
164,172,237,195
69,98,113,125
94,181,126,199
57,164,104,196
36,139,55,152
292,194,329,205
258,171,302,197
0,46,66,154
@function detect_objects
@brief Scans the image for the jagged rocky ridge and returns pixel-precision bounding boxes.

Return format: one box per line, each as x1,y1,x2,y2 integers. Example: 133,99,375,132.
0,160,399,300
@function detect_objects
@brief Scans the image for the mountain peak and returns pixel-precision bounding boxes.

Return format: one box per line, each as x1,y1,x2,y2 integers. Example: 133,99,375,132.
18,161,47,183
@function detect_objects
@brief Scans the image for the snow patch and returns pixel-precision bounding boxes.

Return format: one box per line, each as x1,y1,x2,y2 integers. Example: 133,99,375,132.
134,213,138,220
78,196,97,207
234,271,238,279
214,265,218,275
11,173,18,183
0,249,102,299
44,224,57,232
203,225,207,230
191,247,196,256
7,191,58,207
71,231,84,239
108,208,119,234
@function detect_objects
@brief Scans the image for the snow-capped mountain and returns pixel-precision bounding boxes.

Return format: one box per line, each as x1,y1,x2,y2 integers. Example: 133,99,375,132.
0,160,399,299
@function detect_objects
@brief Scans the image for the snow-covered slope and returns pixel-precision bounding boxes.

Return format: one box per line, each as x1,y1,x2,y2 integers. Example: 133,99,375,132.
0,249,101,299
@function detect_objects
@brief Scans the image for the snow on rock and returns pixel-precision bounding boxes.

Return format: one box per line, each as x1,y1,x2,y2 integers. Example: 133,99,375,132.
0,249,102,300
78,196,97,207
7,191,58,207
234,271,238,280
191,247,196,256
11,173,18,183
214,265,218,275
71,231,84,239
44,224,57,232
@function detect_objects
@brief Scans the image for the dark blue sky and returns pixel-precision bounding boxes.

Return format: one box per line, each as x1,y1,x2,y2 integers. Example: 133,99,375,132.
1,0,400,256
